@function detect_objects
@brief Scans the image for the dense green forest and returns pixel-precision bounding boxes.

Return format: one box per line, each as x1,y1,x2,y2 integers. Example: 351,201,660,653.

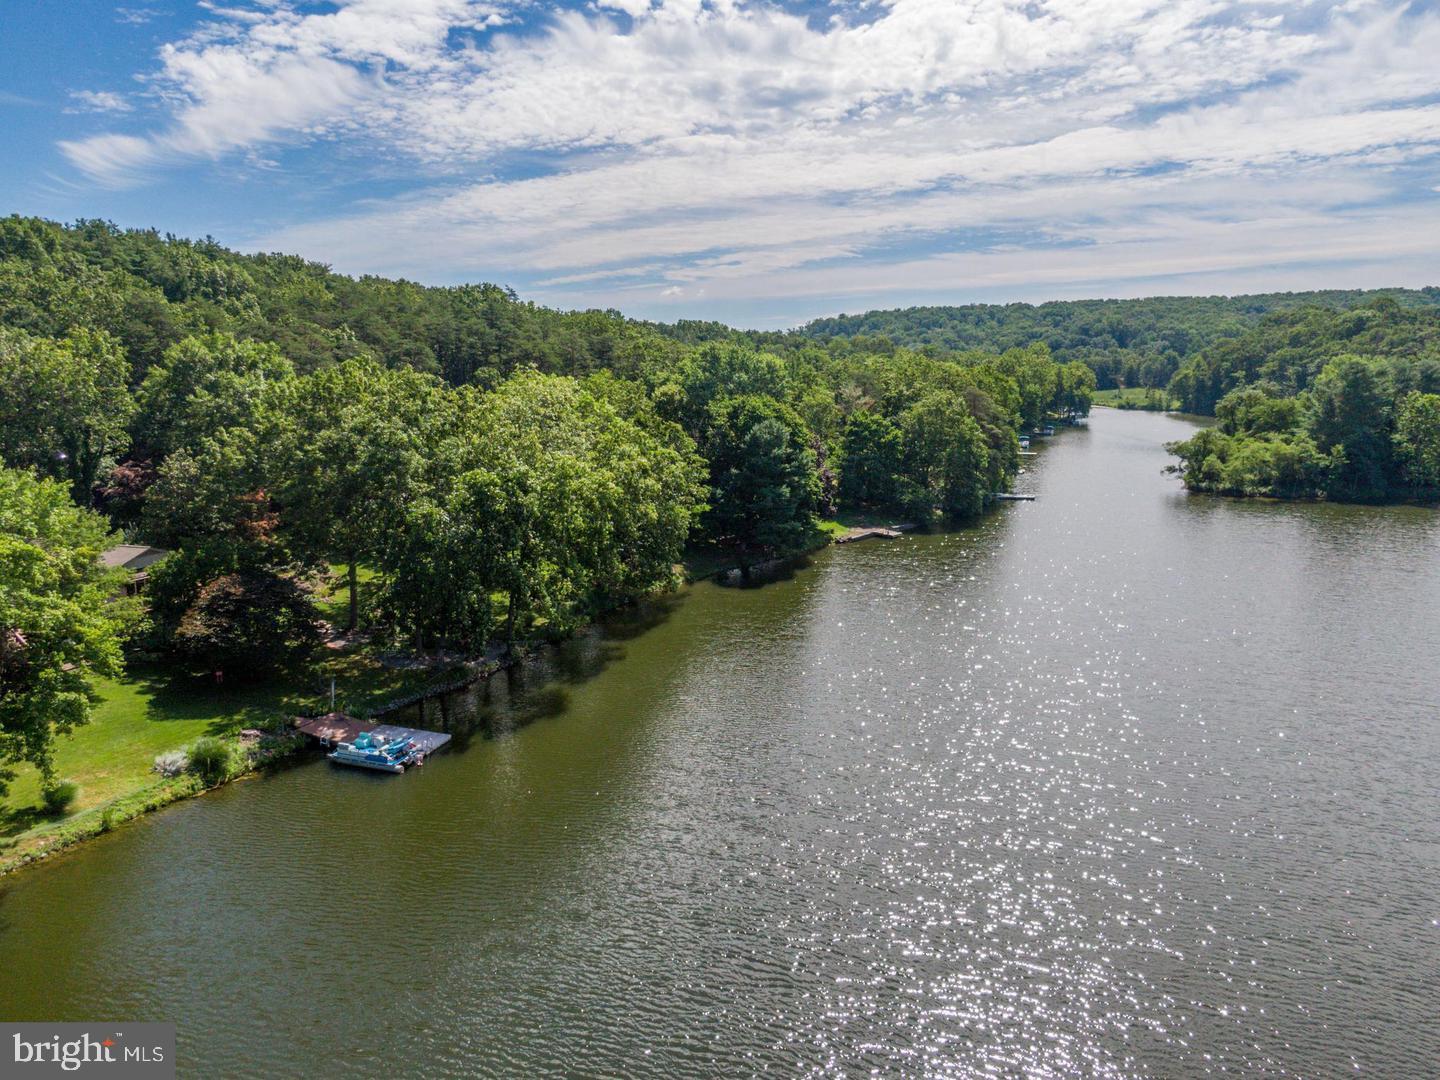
0,215,1091,797
788,289,1440,502
6,212,1439,801
792,290,1440,391
1163,302,1440,501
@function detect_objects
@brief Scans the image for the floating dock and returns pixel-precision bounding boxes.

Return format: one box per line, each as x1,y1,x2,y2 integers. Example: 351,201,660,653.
834,522,918,544
836,526,904,544
295,713,452,756
296,713,368,744
991,493,1036,501
367,724,451,756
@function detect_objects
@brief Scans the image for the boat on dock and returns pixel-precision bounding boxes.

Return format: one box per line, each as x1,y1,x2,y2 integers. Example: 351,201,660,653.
327,730,420,774
297,714,453,775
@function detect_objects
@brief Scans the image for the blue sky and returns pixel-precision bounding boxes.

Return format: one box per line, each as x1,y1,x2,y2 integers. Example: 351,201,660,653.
3,0,1440,328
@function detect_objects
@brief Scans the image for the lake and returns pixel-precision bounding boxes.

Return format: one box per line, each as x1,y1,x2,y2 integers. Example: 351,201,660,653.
2,409,1438,1077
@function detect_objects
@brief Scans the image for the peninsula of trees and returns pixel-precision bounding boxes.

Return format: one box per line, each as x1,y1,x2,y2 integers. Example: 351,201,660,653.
0,216,1091,798
1163,301,1440,500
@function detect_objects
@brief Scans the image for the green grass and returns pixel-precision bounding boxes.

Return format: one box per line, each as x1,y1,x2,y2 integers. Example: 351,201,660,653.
825,508,921,529
0,673,275,831
1093,387,1177,410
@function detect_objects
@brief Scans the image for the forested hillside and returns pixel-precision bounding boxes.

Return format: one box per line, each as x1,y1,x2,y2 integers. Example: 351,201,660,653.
0,215,1090,794
796,290,1440,391
1166,300,1440,414
8,211,1440,797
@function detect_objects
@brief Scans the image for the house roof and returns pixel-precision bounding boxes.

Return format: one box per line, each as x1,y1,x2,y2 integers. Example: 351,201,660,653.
100,544,170,573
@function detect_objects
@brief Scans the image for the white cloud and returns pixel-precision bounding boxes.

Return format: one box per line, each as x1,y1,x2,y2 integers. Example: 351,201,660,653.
57,0,1440,316
61,54,373,185
65,90,133,114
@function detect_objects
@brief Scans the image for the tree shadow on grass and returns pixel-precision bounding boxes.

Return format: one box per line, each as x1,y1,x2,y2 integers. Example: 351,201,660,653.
123,663,298,736
0,805,48,841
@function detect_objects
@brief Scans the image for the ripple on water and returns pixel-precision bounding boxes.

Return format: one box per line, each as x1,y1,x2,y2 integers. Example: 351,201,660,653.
1,410,1439,1078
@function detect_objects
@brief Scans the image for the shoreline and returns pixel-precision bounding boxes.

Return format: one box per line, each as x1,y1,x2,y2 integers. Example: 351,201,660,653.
3,492,1046,877
0,528,849,877
0,638,556,877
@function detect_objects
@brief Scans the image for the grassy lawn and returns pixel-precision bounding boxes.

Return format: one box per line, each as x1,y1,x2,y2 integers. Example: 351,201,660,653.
825,509,920,530
0,672,281,834
1093,387,1177,410
0,565,458,858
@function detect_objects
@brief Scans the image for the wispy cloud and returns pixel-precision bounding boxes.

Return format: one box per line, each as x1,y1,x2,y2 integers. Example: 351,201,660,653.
55,0,1440,318
66,90,134,114
114,7,162,25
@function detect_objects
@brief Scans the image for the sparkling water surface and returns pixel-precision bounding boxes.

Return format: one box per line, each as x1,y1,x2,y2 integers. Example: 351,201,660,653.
2,410,1438,1078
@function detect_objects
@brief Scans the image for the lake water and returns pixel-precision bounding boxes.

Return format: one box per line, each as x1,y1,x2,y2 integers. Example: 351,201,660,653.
2,409,1438,1077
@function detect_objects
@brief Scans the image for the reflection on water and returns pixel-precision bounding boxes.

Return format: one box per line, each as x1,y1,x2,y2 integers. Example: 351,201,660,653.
2,410,1438,1078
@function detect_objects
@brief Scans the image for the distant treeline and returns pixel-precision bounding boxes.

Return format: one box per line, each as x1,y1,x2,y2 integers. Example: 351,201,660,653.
0,215,1097,790
755,288,1440,504
784,290,1440,392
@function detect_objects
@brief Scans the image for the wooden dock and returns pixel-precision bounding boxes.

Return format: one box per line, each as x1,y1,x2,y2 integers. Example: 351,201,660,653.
295,713,452,755
295,713,368,744
991,493,1036,501
835,526,904,544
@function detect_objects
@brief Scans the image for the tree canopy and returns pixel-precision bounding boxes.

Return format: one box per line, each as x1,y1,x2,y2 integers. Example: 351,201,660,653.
0,214,1109,664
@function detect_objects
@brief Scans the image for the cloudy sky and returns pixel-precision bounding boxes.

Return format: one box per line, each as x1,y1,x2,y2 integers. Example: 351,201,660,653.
3,0,1439,326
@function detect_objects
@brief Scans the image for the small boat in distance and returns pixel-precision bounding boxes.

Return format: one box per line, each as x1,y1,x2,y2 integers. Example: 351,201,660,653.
328,730,420,774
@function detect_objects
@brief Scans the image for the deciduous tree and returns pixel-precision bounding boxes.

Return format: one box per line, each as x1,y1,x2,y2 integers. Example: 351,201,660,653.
0,467,131,794
1395,391,1440,495
0,326,134,502
173,570,322,676
703,396,819,578
133,332,293,457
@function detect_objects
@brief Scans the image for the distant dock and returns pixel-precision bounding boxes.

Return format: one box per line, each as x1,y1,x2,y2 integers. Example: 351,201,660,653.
991,493,1036,502
835,523,917,544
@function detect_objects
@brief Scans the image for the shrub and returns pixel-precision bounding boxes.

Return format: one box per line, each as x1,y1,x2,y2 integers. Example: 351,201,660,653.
187,737,232,785
41,779,79,816
152,749,190,777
